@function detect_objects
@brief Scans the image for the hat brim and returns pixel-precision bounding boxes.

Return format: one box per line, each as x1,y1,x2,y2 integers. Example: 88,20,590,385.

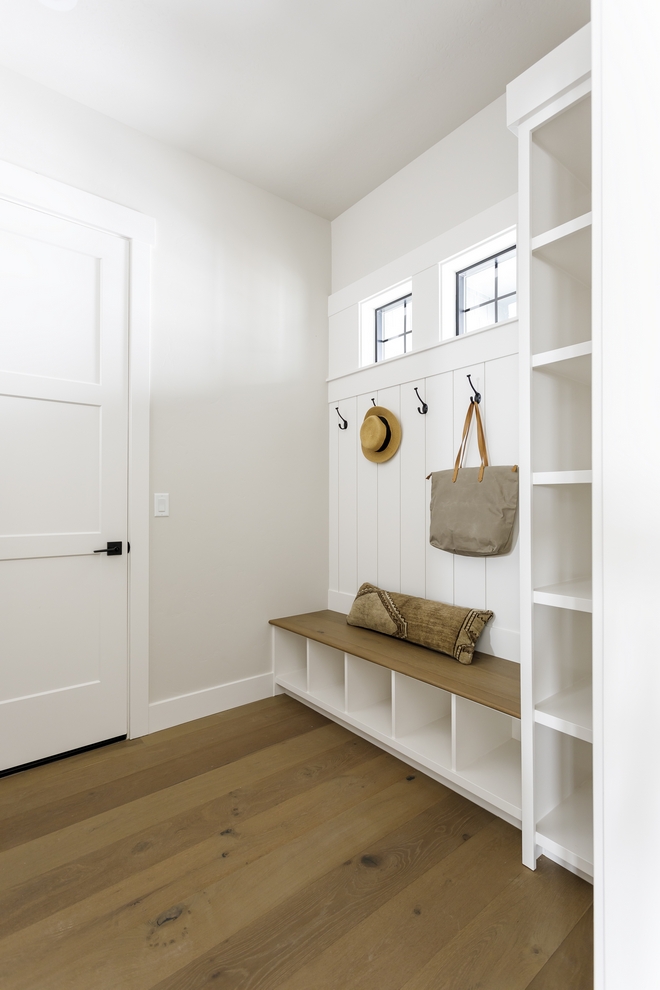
361,406,402,463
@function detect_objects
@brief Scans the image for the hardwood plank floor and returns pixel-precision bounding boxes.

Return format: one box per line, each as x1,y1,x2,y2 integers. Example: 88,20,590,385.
0,695,593,990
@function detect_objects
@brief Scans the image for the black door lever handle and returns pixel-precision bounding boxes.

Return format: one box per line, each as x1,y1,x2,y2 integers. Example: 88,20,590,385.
94,542,122,556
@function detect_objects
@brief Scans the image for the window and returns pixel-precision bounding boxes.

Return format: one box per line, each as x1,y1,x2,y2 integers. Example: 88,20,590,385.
375,293,412,361
360,279,412,365
456,247,516,335
439,226,516,341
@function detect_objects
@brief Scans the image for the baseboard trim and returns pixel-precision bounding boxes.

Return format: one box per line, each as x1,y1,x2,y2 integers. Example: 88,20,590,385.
148,672,274,734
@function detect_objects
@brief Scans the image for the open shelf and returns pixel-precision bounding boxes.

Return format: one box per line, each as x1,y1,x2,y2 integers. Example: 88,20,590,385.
532,222,591,287
531,212,591,252
458,738,522,817
346,655,392,736
533,470,592,485
536,681,592,743
308,640,345,712
397,717,452,770
537,777,593,877
455,696,521,817
531,95,591,237
276,668,307,694
532,367,591,473
393,673,452,768
350,699,393,737
533,579,592,612
532,483,591,591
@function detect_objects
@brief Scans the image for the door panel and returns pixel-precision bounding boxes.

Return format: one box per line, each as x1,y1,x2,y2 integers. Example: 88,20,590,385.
0,225,100,383
0,199,129,771
0,395,100,535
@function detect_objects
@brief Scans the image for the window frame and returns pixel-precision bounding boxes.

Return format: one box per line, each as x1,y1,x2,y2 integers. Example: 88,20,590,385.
375,292,412,362
439,225,517,341
455,246,516,336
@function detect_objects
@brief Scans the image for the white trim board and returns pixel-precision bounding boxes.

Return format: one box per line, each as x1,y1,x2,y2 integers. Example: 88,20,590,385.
0,159,154,740
149,673,274,734
0,160,155,243
506,24,591,131
328,320,519,402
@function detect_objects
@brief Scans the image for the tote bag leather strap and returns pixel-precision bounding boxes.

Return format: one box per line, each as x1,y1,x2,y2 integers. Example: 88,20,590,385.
452,399,489,483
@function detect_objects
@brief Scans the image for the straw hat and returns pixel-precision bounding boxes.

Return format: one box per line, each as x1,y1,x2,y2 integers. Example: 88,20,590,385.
360,406,402,463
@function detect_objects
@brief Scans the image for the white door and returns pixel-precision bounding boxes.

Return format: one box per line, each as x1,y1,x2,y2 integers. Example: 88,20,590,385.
0,199,129,771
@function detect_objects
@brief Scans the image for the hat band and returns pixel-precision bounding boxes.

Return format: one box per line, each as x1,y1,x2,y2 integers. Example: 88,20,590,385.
375,416,391,452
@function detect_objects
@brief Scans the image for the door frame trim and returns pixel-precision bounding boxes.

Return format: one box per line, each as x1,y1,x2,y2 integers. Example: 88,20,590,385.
0,159,155,739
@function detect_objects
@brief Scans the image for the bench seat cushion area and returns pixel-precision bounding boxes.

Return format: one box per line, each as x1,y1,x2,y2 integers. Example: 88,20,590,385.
269,609,519,718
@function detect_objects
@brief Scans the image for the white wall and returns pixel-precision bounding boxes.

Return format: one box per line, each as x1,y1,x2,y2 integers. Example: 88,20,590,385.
593,2,660,987
0,66,330,728
331,95,517,292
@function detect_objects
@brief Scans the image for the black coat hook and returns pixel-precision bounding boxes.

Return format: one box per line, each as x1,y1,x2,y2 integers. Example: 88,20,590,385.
467,374,481,404
335,407,348,430
371,398,376,406
414,387,428,414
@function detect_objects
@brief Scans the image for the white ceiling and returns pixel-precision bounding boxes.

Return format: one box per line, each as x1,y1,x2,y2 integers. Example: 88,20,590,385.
0,0,589,218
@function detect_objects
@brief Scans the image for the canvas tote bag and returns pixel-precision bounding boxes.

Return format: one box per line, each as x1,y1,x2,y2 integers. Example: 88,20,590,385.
428,399,518,557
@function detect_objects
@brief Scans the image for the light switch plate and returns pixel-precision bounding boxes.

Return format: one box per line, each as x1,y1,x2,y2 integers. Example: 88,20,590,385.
154,493,169,517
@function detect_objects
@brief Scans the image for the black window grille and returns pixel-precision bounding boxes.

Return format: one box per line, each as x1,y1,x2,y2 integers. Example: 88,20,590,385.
457,247,516,335
375,293,412,362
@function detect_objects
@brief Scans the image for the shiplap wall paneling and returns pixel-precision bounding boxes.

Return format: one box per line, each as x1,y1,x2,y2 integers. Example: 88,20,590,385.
345,655,392,736
400,379,427,598
392,672,452,769
307,640,346,712
328,404,339,596
425,371,454,605
356,392,378,590
272,627,307,694
453,364,487,610
483,354,520,662
376,385,401,592
337,395,358,598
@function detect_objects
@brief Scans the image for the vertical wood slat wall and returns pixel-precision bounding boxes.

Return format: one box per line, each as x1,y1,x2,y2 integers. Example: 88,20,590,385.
329,348,520,666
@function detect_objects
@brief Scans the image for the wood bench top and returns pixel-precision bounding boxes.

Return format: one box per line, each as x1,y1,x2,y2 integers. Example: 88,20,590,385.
270,609,520,719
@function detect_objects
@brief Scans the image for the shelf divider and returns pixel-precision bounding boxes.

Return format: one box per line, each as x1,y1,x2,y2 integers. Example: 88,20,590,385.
533,470,592,485
535,681,593,743
531,211,592,251
533,579,592,612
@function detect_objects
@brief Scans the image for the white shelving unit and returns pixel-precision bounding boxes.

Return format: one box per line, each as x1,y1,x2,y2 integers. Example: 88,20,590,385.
272,626,522,824
508,25,594,879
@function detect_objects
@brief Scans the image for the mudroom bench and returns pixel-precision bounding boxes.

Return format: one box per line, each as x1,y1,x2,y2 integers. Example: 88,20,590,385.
270,609,522,826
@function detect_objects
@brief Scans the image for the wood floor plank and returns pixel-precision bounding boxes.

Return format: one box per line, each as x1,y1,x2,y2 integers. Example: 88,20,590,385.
149,792,497,990
0,735,378,938
277,817,523,990
0,721,355,891
0,702,329,849
0,757,443,990
526,905,593,990
0,696,307,821
398,856,593,990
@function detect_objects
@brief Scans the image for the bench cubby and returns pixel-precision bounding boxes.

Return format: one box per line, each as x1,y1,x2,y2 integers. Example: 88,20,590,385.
271,609,522,824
